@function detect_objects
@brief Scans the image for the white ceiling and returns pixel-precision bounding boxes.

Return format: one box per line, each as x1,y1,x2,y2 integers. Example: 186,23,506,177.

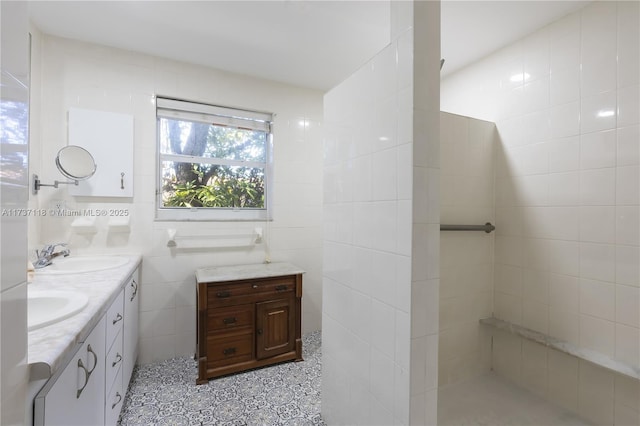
28,1,590,92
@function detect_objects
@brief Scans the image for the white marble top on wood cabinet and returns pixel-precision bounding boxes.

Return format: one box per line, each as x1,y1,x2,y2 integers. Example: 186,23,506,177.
196,262,304,283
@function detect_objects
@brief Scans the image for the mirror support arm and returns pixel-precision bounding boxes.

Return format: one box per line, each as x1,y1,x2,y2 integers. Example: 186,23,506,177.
33,174,78,195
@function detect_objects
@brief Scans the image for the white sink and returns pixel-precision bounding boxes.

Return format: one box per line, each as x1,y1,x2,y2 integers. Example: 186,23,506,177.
37,256,129,274
28,290,89,331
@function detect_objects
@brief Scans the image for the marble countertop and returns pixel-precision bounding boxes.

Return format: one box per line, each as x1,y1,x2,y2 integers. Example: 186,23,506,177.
196,262,305,284
28,254,141,381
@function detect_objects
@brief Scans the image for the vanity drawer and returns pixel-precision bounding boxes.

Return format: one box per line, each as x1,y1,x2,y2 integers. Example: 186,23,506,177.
106,328,124,392
207,276,296,306
105,364,124,426
208,304,254,332
105,289,124,350
207,331,254,368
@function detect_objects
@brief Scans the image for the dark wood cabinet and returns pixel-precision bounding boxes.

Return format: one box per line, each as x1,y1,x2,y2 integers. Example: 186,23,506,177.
196,265,303,384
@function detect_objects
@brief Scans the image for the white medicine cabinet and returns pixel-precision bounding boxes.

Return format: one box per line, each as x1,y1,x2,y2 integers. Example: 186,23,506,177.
68,108,134,198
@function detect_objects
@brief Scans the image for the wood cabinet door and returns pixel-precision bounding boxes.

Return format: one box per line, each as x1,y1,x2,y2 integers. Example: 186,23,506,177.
255,298,295,359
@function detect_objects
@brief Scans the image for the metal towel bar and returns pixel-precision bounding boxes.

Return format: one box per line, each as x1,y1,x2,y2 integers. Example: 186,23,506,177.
440,222,495,233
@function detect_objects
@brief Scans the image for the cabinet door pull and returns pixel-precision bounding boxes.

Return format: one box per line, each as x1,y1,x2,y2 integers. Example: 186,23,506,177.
130,279,138,301
216,291,230,298
86,344,98,375
120,172,125,190
223,347,236,356
111,392,122,409
112,353,123,367
222,317,237,325
112,313,123,325
76,358,90,399
276,285,288,292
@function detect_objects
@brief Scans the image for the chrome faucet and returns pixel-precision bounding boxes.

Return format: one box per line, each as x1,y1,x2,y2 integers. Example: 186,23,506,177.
34,243,70,269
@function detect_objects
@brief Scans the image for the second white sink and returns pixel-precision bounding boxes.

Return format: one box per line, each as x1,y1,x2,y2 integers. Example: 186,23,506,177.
28,290,89,331
37,256,129,274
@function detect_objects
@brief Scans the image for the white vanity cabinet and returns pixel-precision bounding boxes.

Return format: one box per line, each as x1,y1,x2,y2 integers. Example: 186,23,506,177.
33,266,140,426
33,317,107,426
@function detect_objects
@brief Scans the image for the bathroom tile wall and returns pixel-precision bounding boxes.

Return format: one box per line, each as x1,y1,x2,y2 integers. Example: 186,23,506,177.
1,1,30,424
322,2,441,424
442,2,639,424
438,112,495,387
28,31,324,364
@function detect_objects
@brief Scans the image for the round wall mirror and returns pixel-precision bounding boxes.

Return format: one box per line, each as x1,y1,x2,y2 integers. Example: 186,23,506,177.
55,145,97,180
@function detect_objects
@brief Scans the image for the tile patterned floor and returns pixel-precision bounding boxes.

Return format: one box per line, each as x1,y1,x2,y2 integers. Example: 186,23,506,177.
118,331,324,426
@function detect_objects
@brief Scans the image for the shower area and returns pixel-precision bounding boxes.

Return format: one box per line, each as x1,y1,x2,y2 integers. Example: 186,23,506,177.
438,1,639,425
322,1,638,425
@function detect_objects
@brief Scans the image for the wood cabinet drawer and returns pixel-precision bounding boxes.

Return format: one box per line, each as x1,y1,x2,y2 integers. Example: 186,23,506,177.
207,332,253,368
207,304,253,332
207,276,295,306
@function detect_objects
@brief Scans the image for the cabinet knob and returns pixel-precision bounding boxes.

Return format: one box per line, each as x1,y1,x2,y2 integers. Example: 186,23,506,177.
216,291,231,298
223,347,236,356
276,285,288,292
252,284,258,289
257,329,263,335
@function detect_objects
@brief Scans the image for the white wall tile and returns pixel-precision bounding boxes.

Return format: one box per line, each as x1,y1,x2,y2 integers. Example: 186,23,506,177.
549,101,580,139
580,168,616,206
580,278,615,321
617,2,640,88
616,206,639,246
550,69,580,106
580,243,616,282
521,340,548,397
580,1,617,97
550,273,579,313
548,136,580,173
548,172,580,206
580,206,616,244
617,125,640,166
616,165,640,205
615,324,640,368
615,284,640,328
580,91,617,134
616,245,640,287
547,349,579,412
580,130,616,170
618,86,640,127
578,361,615,425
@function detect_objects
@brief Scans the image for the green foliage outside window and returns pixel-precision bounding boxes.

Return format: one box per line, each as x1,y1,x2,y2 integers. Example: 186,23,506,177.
160,119,266,209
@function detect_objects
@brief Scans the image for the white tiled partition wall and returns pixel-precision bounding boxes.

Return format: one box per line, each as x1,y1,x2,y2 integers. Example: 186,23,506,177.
322,1,441,424
28,31,324,364
438,112,496,386
442,2,639,425
1,2,30,425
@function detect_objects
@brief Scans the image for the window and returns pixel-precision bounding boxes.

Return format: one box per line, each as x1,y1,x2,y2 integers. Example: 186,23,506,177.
156,97,273,221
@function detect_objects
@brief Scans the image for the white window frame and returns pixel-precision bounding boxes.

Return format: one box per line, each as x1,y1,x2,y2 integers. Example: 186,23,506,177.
155,97,274,221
